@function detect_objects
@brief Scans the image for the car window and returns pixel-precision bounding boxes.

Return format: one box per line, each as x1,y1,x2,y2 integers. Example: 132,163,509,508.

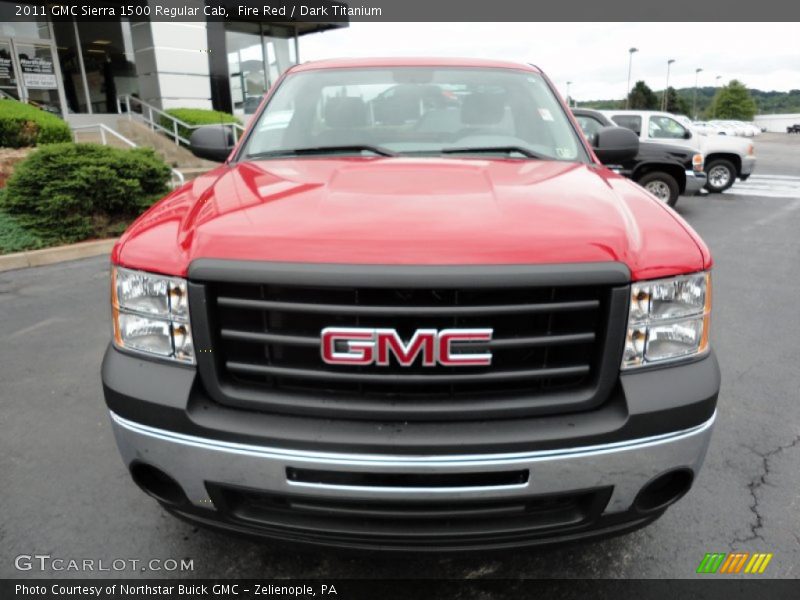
610,115,642,136
574,115,605,141
648,116,687,139
241,67,586,162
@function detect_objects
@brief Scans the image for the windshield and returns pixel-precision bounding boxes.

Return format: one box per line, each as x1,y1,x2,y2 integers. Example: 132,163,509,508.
240,67,585,162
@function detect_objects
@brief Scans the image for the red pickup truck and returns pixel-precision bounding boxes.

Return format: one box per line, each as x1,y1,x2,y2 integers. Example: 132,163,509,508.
103,58,719,551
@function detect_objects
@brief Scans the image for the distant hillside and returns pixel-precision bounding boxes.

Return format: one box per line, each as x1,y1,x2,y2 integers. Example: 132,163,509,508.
581,87,800,116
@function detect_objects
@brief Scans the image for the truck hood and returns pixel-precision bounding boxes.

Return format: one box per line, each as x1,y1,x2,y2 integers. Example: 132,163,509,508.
693,131,752,154
115,157,709,281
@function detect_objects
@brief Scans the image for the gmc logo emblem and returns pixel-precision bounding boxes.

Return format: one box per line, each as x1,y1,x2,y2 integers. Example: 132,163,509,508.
321,328,493,367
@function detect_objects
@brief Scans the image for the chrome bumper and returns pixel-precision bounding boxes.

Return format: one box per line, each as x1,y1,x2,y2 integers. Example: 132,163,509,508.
685,170,707,195
741,155,756,177
110,410,715,514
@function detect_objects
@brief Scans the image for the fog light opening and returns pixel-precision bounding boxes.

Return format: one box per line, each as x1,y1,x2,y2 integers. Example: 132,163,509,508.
635,469,694,513
130,462,187,507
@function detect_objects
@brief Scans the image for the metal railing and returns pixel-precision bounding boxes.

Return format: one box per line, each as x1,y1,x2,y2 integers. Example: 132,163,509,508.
116,94,245,147
71,123,185,188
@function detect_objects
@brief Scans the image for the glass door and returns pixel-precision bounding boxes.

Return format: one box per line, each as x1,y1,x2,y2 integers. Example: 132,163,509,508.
8,37,67,115
0,38,21,100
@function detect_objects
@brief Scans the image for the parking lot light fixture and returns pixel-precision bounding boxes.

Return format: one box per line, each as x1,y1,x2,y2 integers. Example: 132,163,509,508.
713,76,722,117
693,67,703,120
662,59,675,111
566,81,572,107
625,47,639,109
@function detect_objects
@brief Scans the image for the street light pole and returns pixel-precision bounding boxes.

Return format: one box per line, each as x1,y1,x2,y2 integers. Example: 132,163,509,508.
712,75,721,118
661,59,675,111
625,47,638,109
566,81,572,107
693,67,703,120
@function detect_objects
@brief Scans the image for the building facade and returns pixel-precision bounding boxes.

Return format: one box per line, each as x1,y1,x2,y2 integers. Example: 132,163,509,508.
0,1,342,118
754,113,800,133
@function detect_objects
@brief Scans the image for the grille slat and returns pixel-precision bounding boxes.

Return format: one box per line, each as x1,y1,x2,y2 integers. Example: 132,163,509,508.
219,328,596,349
220,329,320,346
226,362,591,384
191,267,628,421
216,296,600,316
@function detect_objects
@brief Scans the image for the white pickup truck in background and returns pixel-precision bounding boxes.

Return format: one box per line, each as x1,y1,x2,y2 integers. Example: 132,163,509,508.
601,110,756,193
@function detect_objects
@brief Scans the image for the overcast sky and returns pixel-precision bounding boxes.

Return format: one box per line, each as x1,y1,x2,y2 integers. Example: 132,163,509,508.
299,22,800,101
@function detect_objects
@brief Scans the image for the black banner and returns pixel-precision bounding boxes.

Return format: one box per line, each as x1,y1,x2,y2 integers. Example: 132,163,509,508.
2,0,800,22
3,579,800,600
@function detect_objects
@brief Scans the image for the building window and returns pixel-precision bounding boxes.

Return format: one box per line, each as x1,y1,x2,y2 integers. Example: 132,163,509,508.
263,24,296,89
225,22,267,116
224,22,298,116
0,4,51,40
76,20,138,113
51,20,88,113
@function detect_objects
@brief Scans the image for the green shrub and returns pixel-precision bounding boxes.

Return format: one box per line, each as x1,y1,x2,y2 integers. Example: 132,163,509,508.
161,108,240,143
0,98,72,148
0,188,45,254
0,143,171,244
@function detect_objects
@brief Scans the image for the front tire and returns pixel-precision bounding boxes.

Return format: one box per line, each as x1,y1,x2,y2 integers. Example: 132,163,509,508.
705,159,737,193
638,171,680,207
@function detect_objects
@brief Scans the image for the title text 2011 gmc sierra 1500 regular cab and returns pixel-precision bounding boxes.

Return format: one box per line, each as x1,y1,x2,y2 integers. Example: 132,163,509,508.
103,58,720,552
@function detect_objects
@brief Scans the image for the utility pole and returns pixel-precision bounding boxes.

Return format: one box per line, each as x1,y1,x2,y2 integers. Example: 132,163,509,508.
712,75,722,118
693,67,703,120
661,59,675,111
625,47,638,109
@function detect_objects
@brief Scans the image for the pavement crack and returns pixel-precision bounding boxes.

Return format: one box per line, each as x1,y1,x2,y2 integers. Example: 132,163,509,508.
730,434,800,549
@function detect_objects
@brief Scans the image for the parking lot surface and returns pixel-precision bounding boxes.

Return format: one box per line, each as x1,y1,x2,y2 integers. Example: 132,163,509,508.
1,134,799,580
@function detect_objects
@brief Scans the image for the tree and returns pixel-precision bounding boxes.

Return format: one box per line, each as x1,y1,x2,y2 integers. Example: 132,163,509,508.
663,87,691,116
627,81,659,110
708,80,758,120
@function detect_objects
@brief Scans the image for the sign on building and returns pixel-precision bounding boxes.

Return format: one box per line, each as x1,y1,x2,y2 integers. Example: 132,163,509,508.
18,55,57,89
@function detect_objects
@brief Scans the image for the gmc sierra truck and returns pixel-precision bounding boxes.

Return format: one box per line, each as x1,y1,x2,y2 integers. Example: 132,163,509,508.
601,109,756,193
103,58,720,552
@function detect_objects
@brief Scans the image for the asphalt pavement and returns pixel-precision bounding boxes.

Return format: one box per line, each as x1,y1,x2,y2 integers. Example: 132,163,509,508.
1,134,799,580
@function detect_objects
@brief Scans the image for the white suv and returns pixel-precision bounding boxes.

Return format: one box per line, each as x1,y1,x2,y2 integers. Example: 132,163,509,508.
601,110,756,193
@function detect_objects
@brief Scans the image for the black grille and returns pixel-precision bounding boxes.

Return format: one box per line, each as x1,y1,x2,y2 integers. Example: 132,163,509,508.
205,483,613,544
190,264,628,421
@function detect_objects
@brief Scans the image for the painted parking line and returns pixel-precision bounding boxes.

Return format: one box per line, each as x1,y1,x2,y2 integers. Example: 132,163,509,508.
725,174,800,198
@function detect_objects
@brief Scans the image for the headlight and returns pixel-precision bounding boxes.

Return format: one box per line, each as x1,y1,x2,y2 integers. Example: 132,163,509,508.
622,271,711,369
111,266,195,364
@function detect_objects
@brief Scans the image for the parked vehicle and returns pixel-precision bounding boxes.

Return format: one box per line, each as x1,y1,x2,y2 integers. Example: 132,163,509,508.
104,58,719,551
691,121,719,136
573,108,705,207
710,120,749,137
710,122,736,136
787,124,800,134
602,110,756,192
711,120,758,137
692,121,735,136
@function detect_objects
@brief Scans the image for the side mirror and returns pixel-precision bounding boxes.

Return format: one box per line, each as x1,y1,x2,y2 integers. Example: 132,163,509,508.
189,125,235,162
683,129,693,139
592,126,639,164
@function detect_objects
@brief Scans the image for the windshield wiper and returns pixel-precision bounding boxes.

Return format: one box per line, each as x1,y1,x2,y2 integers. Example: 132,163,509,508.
247,145,399,159
441,146,544,159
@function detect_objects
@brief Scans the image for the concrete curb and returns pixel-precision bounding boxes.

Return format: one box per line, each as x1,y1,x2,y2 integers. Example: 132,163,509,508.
0,238,117,273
